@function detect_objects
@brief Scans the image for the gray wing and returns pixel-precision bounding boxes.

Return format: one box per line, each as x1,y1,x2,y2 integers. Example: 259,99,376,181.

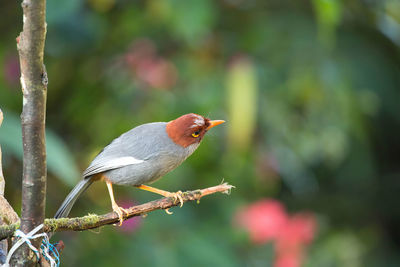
82,122,170,178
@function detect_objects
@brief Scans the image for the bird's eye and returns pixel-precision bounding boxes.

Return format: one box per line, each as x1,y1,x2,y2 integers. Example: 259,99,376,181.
192,131,200,138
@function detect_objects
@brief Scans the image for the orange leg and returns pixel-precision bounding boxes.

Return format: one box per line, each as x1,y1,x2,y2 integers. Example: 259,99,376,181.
106,181,128,225
136,184,184,209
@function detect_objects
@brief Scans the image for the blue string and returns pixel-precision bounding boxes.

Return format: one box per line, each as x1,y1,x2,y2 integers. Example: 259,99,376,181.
41,239,60,267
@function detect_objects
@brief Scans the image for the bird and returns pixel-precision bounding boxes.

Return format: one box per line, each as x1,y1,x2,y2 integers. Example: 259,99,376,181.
54,113,225,224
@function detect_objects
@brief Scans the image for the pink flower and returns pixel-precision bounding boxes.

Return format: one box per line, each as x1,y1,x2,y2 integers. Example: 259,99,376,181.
235,199,288,244
4,55,20,85
276,212,317,253
124,38,178,90
135,58,177,89
274,252,302,267
117,199,141,233
234,199,317,267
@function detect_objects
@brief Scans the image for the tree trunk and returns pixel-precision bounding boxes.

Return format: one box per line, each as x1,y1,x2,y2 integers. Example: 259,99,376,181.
11,0,48,265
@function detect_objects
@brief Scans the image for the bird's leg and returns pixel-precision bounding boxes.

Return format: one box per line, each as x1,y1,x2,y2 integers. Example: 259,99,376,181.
106,181,128,225
136,184,184,208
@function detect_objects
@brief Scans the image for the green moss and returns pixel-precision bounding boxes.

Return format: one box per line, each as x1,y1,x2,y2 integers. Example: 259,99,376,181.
0,223,19,240
45,218,70,231
80,214,100,226
45,214,100,231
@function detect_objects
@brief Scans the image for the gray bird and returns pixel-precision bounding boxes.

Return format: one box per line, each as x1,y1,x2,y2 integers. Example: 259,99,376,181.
54,113,225,223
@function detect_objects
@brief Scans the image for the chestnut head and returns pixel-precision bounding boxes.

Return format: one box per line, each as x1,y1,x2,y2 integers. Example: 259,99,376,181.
166,113,225,148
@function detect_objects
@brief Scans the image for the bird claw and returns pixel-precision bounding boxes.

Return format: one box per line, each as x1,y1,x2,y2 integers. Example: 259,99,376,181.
112,204,128,225
165,208,173,215
167,191,184,207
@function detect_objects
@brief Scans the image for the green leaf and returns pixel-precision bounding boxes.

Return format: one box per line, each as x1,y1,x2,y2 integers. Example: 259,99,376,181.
0,110,80,187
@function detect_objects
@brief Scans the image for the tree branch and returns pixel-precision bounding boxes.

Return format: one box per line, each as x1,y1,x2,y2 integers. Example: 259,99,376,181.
0,109,20,227
13,0,48,265
0,183,234,240
0,196,20,226
0,108,10,265
0,108,4,196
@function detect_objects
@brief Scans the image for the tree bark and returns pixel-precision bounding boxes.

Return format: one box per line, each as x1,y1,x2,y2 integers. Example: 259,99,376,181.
11,0,48,265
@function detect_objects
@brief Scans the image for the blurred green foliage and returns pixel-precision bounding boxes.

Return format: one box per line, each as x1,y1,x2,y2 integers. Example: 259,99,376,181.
1,0,400,266
0,111,80,187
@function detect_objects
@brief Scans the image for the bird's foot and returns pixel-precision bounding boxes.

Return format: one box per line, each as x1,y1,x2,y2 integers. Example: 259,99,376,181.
112,204,128,225
166,190,184,208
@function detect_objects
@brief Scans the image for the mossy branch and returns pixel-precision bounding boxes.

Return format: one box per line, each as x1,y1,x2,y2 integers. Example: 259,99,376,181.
0,183,234,240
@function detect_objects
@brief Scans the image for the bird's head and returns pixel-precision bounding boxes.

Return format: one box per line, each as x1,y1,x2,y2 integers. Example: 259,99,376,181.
166,113,225,148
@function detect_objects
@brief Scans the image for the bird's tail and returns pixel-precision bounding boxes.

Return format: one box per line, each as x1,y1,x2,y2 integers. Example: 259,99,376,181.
54,178,94,219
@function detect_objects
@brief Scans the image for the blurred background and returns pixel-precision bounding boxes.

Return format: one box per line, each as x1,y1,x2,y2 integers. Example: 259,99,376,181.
1,0,400,266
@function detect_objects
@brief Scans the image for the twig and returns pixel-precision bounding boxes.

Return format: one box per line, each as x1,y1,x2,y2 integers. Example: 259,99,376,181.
0,183,234,239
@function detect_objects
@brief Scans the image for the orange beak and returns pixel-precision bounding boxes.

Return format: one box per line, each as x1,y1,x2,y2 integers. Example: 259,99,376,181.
206,120,225,130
